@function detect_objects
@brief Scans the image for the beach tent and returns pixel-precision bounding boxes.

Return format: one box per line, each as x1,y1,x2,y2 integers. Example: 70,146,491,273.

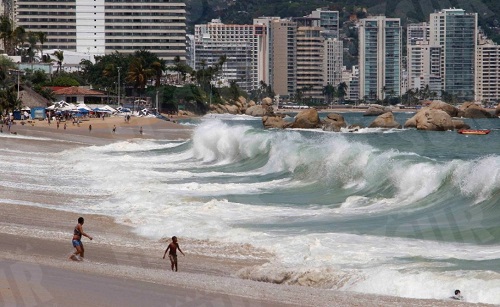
93,107,111,113
102,105,117,113
21,106,31,111
76,103,92,111
77,108,90,113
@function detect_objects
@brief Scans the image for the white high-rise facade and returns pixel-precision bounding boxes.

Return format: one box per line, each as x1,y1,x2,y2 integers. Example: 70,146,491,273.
407,22,442,96
193,19,268,92
358,16,402,101
323,38,343,87
13,0,186,62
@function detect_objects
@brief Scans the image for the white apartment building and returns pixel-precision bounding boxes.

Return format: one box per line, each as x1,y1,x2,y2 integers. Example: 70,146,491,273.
342,65,359,101
193,19,268,92
358,16,402,101
475,33,500,103
13,0,186,62
323,38,343,88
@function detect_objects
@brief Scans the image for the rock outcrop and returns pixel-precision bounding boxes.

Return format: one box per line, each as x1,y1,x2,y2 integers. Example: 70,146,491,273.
427,100,459,117
363,104,391,116
452,120,470,130
368,112,401,129
291,108,321,129
496,104,500,117
405,108,454,131
262,115,290,129
322,113,347,132
458,102,494,118
245,97,275,117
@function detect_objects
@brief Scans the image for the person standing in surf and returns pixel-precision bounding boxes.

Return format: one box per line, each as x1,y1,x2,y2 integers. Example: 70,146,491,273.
163,236,185,271
70,217,93,261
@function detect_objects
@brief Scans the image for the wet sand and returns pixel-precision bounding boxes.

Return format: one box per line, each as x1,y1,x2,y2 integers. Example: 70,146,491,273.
0,116,492,307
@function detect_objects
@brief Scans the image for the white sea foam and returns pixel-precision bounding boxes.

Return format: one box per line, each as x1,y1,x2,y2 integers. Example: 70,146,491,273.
5,117,499,304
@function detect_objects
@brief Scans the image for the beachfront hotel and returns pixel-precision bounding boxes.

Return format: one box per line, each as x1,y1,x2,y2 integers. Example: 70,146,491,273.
358,16,402,101
12,0,186,62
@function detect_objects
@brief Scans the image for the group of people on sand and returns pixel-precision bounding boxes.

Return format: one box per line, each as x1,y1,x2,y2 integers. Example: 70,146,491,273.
70,217,184,271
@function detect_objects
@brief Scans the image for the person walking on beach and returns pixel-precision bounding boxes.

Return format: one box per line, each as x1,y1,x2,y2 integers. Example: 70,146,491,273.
70,217,93,261
139,126,143,135
112,125,116,133
89,124,92,133
163,236,185,271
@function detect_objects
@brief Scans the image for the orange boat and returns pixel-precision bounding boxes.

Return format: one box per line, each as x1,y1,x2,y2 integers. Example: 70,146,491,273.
457,129,491,135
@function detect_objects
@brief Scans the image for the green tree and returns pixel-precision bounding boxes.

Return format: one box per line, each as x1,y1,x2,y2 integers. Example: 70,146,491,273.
53,50,64,73
51,75,80,86
337,82,348,104
37,32,47,62
126,58,154,96
323,83,336,105
0,16,15,55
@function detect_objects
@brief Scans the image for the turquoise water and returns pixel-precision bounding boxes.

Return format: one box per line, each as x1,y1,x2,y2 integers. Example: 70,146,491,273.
2,112,499,303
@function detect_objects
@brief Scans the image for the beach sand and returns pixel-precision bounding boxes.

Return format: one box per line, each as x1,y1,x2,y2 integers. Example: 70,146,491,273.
0,116,492,307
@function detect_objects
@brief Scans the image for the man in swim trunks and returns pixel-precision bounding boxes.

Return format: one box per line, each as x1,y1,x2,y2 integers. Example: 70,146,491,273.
163,236,185,271
70,217,93,261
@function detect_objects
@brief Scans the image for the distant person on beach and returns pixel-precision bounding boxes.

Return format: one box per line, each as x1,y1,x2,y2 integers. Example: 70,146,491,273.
163,236,185,271
64,123,67,130
89,124,92,133
139,126,143,135
451,289,463,300
112,125,116,133
70,217,93,261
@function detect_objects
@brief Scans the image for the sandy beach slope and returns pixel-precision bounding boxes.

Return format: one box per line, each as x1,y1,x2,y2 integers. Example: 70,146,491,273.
0,116,493,307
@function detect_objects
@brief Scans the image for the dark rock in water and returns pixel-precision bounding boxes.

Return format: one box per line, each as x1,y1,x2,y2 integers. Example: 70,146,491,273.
428,100,459,117
322,113,346,132
496,104,500,116
405,108,454,131
291,109,320,129
369,112,401,128
452,120,470,130
262,115,290,129
363,105,391,116
459,102,494,118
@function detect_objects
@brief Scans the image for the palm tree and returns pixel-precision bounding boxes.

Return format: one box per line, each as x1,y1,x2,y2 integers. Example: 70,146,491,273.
126,58,153,96
0,16,15,55
53,50,64,73
337,82,348,104
26,32,38,63
37,32,47,62
323,83,336,105
151,59,166,87
13,26,26,56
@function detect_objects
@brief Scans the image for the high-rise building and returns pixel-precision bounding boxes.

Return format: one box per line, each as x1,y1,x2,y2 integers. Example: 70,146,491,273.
193,19,268,92
323,38,343,88
268,18,297,98
309,8,339,39
429,9,477,100
358,16,402,101
407,37,442,95
475,33,500,103
294,17,324,103
13,0,186,62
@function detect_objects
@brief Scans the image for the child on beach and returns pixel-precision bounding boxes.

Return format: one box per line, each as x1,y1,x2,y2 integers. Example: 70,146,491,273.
70,217,93,261
163,236,185,271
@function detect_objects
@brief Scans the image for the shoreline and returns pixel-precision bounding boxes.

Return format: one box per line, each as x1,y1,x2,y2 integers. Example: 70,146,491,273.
0,116,492,307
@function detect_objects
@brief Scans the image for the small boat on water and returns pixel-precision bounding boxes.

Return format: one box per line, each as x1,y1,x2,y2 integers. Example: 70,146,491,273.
457,129,491,135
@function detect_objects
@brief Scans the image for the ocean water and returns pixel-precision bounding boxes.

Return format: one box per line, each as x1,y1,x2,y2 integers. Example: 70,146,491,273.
1,112,500,304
